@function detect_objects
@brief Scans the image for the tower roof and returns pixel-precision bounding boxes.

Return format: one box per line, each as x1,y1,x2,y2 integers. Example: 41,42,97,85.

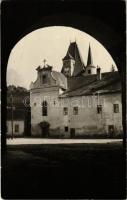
62,42,85,76
87,44,93,66
62,52,74,60
63,42,83,62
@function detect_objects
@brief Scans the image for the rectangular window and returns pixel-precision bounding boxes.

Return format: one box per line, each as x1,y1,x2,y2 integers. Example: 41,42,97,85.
63,107,68,115
97,105,102,114
73,107,78,115
42,101,48,116
65,126,68,132
113,104,119,113
15,124,19,133
42,108,47,116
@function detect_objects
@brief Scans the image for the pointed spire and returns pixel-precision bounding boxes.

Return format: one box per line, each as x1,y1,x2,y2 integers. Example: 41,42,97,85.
87,43,93,66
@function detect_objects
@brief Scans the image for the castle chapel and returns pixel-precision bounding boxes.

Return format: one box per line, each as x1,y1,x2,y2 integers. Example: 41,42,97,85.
30,42,123,138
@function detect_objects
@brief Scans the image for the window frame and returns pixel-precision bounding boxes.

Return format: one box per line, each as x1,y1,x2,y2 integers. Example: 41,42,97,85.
73,106,78,115
65,126,68,132
63,107,68,115
42,101,48,116
97,105,102,114
113,104,119,113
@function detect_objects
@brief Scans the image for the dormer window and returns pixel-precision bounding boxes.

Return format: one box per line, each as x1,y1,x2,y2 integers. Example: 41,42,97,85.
42,75,47,84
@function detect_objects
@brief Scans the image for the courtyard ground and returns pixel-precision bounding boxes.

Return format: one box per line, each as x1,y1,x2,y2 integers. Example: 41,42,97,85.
2,139,125,199
7,138,122,145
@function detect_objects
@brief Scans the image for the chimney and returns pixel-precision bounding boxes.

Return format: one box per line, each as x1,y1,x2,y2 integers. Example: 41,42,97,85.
97,66,101,80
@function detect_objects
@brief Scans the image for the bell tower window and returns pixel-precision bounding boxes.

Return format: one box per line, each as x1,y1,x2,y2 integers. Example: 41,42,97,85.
88,69,91,74
64,60,70,67
42,75,47,84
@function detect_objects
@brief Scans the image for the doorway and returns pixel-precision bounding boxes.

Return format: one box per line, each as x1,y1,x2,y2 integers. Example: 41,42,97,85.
39,121,50,138
41,126,49,138
108,125,115,138
70,128,75,138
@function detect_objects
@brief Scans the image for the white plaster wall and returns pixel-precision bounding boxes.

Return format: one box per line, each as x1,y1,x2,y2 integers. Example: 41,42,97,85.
84,66,96,75
59,93,123,137
30,86,64,136
31,87,123,137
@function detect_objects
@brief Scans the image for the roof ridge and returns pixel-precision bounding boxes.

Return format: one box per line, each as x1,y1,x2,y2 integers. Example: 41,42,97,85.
63,71,120,95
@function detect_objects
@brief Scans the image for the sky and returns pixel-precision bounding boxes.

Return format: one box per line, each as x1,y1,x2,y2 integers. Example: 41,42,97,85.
7,26,117,89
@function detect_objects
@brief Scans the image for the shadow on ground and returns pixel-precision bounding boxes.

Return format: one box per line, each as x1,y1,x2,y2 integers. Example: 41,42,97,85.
2,142,125,199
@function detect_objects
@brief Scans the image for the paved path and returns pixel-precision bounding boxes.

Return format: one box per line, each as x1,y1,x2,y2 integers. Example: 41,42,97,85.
7,138,122,145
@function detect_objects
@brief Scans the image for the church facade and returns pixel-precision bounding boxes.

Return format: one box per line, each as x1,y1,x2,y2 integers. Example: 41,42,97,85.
30,42,123,138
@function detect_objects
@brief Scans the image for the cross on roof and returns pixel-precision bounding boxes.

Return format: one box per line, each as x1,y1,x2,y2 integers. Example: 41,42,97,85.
43,59,47,67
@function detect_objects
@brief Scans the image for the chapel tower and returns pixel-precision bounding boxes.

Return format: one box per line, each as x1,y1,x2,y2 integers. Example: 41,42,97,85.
61,42,85,77
84,44,96,75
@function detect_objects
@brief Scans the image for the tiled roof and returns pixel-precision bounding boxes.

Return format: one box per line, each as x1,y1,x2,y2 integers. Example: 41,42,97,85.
66,42,77,58
59,71,121,97
61,42,85,76
51,71,67,89
63,53,74,60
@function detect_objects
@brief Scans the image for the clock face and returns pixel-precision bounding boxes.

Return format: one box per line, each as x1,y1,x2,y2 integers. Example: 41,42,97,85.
64,61,69,67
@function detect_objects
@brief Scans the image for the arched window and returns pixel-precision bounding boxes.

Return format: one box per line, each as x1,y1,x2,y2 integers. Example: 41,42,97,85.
42,101,48,116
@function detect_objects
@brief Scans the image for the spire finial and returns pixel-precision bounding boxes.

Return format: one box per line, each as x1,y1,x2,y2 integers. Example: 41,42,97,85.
43,59,47,67
87,43,93,66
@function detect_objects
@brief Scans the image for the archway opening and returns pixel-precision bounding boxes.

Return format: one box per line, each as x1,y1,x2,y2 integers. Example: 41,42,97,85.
6,26,123,139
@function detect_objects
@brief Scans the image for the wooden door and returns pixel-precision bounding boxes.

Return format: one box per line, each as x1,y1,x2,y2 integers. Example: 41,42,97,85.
70,128,75,138
108,125,114,137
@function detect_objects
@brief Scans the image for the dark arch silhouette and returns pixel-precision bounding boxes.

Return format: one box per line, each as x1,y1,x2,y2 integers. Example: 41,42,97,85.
5,12,125,72
2,0,126,148
2,1,126,199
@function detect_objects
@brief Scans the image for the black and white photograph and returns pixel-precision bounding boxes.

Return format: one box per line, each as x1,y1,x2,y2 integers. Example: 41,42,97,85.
1,0,126,199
